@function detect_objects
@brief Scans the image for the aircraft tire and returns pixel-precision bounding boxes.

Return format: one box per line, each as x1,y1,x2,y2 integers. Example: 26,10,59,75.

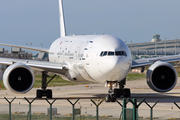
111,94,116,102
47,89,52,98
105,95,111,102
36,89,42,98
123,88,131,97
114,89,122,98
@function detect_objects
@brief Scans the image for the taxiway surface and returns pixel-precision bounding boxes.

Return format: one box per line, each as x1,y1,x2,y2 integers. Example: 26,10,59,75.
0,78,180,119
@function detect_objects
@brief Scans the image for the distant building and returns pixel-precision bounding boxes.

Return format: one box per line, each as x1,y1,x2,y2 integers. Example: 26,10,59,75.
33,52,49,61
0,47,32,80
127,35,180,59
151,34,161,42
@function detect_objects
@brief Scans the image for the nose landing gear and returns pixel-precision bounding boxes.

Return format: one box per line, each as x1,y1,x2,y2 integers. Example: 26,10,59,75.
105,82,116,102
105,79,131,102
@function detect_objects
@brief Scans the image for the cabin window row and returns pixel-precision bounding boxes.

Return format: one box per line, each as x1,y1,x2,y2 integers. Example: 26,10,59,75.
100,51,127,57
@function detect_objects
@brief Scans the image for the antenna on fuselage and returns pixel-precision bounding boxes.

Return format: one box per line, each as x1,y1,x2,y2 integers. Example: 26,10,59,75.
59,0,66,37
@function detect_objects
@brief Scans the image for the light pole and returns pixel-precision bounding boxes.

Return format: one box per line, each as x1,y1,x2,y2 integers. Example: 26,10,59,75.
178,42,180,55
155,41,156,56
26,43,28,54
30,43,32,54
175,39,177,55
164,37,167,56
130,41,133,51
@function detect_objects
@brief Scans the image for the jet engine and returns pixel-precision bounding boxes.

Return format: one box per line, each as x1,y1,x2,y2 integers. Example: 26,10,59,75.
3,62,35,94
146,61,177,92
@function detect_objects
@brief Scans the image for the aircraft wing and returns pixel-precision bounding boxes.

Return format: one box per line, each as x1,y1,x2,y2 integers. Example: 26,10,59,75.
0,43,49,53
0,58,68,74
131,55,180,69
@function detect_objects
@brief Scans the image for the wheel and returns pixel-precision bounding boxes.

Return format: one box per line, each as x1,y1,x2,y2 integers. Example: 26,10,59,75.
114,89,122,98
36,89,42,98
123,88,131,97
105,95,110,102
111,94,116,102
47,89,52,98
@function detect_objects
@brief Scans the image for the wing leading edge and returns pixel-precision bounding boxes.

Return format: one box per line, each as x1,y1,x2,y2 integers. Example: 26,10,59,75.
131,55,180,69
0,43,49,53
0,58,68,74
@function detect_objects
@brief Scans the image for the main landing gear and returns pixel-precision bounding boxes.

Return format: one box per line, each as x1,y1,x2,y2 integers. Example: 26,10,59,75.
36,71,57,98
105,78,131,102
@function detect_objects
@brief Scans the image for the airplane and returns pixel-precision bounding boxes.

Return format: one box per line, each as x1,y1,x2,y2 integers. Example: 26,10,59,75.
1,0,180,102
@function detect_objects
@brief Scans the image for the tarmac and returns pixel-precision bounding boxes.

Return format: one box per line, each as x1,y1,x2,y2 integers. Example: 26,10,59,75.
1,78,180,119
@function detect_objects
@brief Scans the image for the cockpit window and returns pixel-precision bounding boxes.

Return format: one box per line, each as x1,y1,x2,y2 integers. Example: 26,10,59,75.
103,51,107,56
121,51,127,56
124,52,127,56
108,51,114,56
100,52,104,56
100,51,127,57
115,51,122,56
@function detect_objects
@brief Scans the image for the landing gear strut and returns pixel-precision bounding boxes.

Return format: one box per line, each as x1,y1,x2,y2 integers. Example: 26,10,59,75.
105,81,116,102
36,71,57,98
105,78,131,102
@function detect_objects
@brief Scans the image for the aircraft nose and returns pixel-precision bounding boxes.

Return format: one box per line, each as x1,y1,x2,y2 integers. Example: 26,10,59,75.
108,57,121,72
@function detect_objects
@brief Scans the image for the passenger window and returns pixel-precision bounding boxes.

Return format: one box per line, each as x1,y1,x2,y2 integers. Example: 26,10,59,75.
108,51,114,56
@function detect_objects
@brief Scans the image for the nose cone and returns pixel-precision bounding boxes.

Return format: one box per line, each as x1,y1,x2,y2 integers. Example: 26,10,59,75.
108,57,121,72
107,57,129,81
106,57,122,81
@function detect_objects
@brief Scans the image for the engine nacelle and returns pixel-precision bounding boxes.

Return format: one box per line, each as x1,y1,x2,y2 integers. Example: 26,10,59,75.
146,61,177,92
3,62,35,94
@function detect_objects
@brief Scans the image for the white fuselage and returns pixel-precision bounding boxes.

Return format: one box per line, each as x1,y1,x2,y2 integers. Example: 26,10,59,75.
49,35,132,83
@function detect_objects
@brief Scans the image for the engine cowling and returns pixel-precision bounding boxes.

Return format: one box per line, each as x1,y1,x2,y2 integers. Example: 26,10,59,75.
3,62,35,94
146,61,178,92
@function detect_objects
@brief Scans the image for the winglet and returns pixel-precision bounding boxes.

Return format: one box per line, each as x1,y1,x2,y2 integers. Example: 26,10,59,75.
59,0,66,37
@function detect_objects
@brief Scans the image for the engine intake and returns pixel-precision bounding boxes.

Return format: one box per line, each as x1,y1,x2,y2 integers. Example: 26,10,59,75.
3,62,35,93
146,61,177,92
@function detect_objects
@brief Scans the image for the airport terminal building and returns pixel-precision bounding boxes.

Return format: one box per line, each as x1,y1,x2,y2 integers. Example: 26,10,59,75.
127,34,180,59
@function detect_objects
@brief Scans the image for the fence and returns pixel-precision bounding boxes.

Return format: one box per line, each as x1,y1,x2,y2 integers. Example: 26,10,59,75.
1,97,180,120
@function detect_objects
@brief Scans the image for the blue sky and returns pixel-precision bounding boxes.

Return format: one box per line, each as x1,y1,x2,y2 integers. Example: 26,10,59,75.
0,0,180,51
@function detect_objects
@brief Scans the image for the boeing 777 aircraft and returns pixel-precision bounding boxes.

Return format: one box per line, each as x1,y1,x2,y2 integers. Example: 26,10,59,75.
1,0,180,102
